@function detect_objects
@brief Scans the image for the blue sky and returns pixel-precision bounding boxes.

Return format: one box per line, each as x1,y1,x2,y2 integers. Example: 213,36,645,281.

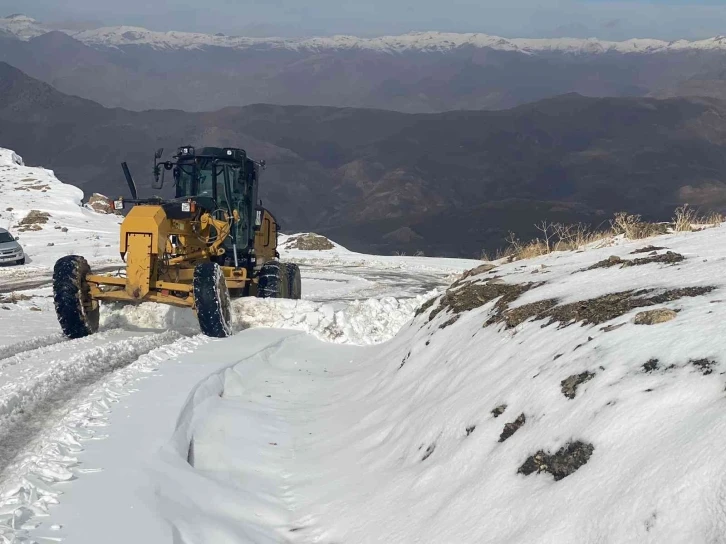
2,0,725,39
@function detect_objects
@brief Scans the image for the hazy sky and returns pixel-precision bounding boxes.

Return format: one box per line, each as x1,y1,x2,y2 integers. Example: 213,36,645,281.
3,0,726,40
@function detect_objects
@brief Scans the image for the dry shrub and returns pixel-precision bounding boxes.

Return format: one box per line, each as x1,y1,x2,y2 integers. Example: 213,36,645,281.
496,222,613,262
673,204,724,231
611,212,667,240
672,204,699,232
701,211,725,226
487,206,723,264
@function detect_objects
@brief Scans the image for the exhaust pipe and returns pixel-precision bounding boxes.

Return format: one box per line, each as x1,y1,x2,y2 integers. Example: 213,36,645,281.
121,162,139,200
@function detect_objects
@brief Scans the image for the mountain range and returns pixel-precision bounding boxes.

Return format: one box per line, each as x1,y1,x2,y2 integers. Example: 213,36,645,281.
3,15,726,113
2,61,726,257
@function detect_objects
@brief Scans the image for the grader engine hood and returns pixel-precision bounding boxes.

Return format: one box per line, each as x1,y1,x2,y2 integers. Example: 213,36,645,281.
120,205,168,299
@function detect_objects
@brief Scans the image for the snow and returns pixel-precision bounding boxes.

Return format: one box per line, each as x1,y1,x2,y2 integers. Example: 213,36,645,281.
0,149,123,274
5,144,726,542
83,224,726,544
0,15,48,41
69,26,726,55
278,232,478,276
3,14,726,56
0,146,478,542
65,27,726,55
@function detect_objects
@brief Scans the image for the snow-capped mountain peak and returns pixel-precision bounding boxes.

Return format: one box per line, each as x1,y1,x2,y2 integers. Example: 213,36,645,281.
3,14,726,56
0,14,48,40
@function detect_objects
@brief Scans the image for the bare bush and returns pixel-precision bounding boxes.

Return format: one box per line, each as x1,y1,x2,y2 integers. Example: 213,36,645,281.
610,212,667,240
672,204,698,232
493,223,613,262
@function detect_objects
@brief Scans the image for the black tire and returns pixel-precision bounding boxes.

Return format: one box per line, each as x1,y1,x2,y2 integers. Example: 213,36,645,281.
16,257,25,265
193,262,232,338
286,263,302,300
257,261,289,299
53,255,99,339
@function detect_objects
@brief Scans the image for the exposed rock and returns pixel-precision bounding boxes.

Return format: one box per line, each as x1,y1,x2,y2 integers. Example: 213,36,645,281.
421,443,436,461
284,233,335,251
518,441,595,481
414,296,438,317
86,193,116,214
586,251,684,271
631,245,666,254
634,308,677,325
458,263,497,282
642,359,660,372
499,413,526,442
431,280,535,326
491,404,507,418
493,287,713,329
691,358,716,375
561,372,595,399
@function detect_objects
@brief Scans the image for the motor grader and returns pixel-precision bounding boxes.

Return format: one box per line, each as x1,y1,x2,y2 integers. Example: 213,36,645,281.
52,146,301,339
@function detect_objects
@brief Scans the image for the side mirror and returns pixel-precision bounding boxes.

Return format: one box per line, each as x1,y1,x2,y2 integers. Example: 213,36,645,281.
152,165,163,189
155,148,164,160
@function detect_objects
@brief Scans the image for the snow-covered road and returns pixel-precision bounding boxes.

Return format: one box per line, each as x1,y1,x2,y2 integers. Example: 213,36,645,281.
0,253,477,543
0,146,486,543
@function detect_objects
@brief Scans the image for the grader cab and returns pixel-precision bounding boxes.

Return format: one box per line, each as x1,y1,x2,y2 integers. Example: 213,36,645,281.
52,146,301,339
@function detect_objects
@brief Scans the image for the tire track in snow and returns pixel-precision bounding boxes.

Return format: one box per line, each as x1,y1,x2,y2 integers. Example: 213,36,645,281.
0,329,127,372
0,264,122,295
0,333,66,362
0,331,183,475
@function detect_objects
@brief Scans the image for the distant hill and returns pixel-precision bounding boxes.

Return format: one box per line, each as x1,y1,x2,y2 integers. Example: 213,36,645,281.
2,62,726,257
3,17,726,113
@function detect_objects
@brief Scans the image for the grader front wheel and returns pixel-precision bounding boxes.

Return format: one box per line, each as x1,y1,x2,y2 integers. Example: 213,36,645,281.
193,262,233,338
53,255,100,339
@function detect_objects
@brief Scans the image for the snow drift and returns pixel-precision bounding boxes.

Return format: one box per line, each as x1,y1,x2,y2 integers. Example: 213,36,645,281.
151,225,726,543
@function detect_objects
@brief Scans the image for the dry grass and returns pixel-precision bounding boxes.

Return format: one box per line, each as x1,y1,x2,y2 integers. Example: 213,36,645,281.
16,210,51,232
610,212,667,240
702,211,726,226
486,206,725,263
489,222,613,262
673,204,724,232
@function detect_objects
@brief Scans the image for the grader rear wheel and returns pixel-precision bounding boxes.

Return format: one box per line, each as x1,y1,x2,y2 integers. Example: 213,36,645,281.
53,255,99,339
257,261,289,299
193,262,232,338
287,263,302,300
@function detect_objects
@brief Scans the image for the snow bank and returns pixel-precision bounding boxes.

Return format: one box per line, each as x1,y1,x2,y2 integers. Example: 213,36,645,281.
101,292,437,345
279,232,481,274
146,225,726,543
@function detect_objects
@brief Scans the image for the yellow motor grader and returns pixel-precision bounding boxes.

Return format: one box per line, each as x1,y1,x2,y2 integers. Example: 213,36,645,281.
52,146,301,338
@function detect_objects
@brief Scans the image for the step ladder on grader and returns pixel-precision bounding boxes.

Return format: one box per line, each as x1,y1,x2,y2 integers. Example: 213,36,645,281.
52,146,301,338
